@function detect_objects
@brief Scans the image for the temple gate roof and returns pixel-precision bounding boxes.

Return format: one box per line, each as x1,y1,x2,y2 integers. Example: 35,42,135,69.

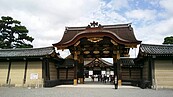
53,22,141,49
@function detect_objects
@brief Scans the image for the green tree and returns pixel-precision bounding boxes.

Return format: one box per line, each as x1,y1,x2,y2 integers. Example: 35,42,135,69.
0,16,34,49
163,36,173,44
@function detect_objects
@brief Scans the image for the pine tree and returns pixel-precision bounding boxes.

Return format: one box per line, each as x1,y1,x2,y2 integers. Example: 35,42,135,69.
0,16,34,49
163,36,173,44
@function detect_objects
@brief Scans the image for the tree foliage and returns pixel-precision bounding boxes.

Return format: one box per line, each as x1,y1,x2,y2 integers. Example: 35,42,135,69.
163,36,173,44
0,16,34,49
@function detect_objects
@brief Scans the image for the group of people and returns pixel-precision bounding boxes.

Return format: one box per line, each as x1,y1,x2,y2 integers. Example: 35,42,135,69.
91,74,114,83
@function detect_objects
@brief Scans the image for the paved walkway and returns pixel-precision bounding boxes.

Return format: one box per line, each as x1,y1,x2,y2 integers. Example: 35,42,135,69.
0,79,173,97
57,78,139,89
0,86,173,97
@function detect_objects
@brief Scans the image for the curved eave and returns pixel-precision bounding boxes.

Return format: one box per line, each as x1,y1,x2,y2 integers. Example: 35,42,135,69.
53,30,141,49
142,53,173,57
0,55,50,61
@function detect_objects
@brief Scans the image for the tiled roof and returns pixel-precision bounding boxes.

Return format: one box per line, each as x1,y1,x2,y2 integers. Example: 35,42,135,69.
84,58,113,67
0,47,55,58
99,58,113,66
53,23,141,48
140,44,173,55
119,58,136,66
60,24,138,43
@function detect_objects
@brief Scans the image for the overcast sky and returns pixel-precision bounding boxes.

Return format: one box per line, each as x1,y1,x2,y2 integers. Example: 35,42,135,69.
0,0,173,58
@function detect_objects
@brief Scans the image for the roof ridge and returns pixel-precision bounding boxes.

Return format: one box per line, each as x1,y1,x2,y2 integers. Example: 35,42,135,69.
0,46,54,51
141,44,173,47
65,23,131,30
0,46,56,58
140,44,173,55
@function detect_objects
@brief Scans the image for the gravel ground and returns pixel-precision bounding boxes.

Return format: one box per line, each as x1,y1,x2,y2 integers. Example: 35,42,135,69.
0,86,173,97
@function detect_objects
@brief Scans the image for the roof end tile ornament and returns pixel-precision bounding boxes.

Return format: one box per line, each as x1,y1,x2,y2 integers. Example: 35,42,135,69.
87,21,102,29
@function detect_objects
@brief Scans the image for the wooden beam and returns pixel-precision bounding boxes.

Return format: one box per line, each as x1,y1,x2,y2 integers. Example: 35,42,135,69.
74,51,78,60
74,41,80,47
117,51,120,60
111,40,118,45
125,44,137,48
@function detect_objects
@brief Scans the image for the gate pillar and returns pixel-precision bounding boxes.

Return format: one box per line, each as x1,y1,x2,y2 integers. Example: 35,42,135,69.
73,51,78,85
113,50,120,89
78,55,84,84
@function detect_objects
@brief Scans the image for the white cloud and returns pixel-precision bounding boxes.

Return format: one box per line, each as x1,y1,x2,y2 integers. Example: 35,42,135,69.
0,0,173,58
57,49,70,58
159,0,173,15
135,17,173,45
0,0,102,48
107,0,130,10
145,0,160,6
129,45,140,58
125,9,157,21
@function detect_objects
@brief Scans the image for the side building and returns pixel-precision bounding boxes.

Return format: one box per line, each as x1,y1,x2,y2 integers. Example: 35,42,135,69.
120,58,142,86
136,44,173,89
0,47,62,87
56,57,143,86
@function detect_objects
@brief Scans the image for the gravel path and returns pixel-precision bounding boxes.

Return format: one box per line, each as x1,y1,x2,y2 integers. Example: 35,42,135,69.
0,86,173,97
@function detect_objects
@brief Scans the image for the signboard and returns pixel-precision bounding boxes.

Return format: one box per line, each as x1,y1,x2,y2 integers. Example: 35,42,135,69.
30,73,38,79
89,71,93,75
101,71,106,75
110,71,114,75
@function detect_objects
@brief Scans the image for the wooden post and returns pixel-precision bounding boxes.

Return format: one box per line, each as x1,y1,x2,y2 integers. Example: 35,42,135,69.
78,55,84,84
116,52,122,86
57,67,59,79
73,51,78,85
113,57,118,89
113,50,120,89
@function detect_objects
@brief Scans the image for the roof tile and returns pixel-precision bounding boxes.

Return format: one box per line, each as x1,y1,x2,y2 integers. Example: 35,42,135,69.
140,44,173,55
0,47,55,58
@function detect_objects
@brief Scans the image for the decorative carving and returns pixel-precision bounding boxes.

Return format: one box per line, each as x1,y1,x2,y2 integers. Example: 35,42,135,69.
93,51,100,54
87,21,102,28
87,37,103,43
84,51,90,54
103,51,110,54
90,21,98,27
